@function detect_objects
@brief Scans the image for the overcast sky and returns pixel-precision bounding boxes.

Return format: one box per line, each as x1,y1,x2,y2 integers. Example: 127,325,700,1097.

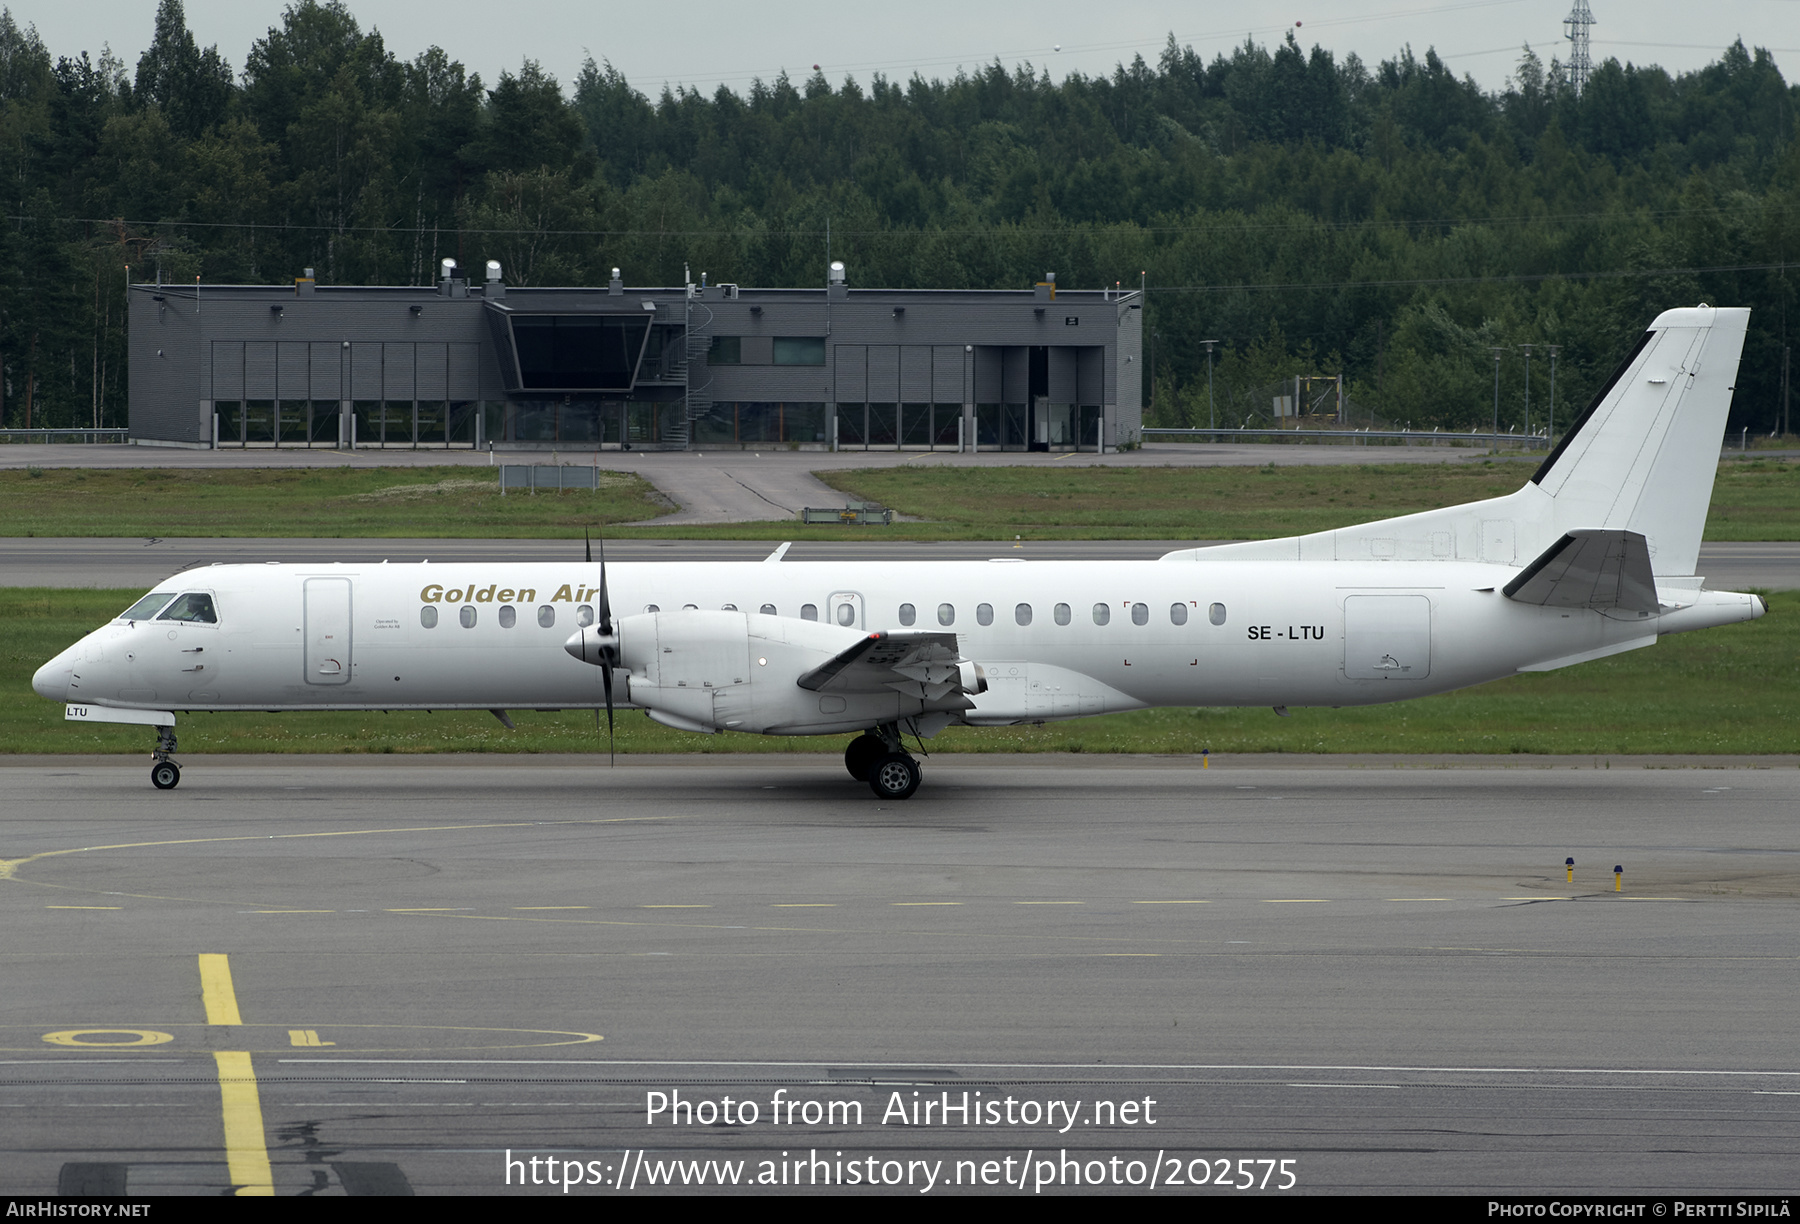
11,0,1798,99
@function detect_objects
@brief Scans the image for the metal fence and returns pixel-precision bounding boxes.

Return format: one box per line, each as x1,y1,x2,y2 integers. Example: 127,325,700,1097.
1141,427,1550,448
0,428,131,443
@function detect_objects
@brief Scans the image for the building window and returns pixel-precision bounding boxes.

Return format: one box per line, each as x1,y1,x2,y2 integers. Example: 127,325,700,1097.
773,337,826,365
709,335,741,364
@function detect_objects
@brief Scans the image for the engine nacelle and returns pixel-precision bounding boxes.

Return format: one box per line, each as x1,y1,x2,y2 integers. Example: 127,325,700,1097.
569,610,977,735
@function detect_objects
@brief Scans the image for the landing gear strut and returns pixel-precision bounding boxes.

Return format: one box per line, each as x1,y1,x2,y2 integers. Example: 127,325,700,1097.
858,723,921,800
150,726,181,790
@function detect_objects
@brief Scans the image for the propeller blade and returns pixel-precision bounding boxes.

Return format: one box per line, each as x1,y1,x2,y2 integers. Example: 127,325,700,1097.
595,526,614,764
595,532,613,635
601,658,615,767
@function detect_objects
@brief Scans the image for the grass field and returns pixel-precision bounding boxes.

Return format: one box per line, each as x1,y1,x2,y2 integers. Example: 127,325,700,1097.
8,588,1792,758
1,456,1794,541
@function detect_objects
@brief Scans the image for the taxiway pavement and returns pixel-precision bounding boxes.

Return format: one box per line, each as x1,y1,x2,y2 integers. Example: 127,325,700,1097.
1,756,1795,1195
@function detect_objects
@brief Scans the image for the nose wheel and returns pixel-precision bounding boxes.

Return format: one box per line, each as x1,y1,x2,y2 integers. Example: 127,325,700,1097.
150,725,181,790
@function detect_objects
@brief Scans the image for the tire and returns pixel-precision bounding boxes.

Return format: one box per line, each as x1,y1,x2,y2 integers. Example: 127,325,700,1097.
150,761,181,791
844,734,884,781
867,753,921,800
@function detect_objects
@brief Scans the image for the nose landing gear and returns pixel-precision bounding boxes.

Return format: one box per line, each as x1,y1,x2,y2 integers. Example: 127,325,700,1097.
150,726,181,790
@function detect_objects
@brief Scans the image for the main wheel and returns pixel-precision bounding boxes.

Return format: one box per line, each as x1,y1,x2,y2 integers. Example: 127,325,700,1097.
867,753,921,800
150,761,181,790
844,734,884,781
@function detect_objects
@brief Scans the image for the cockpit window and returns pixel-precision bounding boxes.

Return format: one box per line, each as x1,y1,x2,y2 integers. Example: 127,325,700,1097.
155,593,218,624
121,592,176,621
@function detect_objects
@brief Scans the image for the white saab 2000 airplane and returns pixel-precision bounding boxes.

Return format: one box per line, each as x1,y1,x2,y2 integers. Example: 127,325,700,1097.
34,306,1766,799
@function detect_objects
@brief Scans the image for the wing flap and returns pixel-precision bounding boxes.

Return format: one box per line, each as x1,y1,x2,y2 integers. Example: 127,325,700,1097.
797,631,969,695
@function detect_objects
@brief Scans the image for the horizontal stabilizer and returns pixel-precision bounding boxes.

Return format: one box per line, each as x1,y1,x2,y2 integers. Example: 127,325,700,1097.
1503,529,1658,613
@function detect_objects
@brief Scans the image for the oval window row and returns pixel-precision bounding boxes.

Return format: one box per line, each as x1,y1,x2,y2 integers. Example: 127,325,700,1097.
421,603,600,629
422,601,1228,629
894,601,1227,628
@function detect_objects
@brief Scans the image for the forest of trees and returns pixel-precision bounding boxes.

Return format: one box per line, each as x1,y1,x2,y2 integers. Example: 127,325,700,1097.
0,0,1795,436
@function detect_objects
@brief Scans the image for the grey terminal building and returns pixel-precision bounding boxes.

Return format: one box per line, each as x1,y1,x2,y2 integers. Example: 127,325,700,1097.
128,261,1143,453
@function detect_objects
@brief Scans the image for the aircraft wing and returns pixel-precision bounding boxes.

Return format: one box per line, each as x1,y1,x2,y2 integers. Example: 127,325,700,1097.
1503,529,1659,614
795,631,975,702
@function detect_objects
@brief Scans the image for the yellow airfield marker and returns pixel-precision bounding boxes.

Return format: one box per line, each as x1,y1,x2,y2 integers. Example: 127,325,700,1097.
199,954,274,1197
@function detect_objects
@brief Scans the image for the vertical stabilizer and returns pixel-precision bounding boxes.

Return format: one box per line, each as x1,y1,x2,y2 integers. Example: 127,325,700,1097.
1164,307,1749,574
1532,306,1748,576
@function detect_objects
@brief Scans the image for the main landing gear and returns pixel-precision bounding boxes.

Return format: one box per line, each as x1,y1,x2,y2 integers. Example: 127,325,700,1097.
844,724,921,800
150,726,181,790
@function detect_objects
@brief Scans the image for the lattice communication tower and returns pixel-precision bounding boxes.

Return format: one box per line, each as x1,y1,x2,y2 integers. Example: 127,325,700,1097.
1563,1,1595,95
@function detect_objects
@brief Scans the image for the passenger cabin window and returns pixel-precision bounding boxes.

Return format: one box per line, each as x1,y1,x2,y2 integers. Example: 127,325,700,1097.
722,603,738,611
976,603,994,626
156,593,218,624
122,592,176,621
1210,602,1227,626
1131,602,1149,626
538,605,556,628
460,605,477,628
937,603,955,626
645,604,660,614
1015,603,1032,626
577,605,595,626
498,605,517,628
421,606,438,628
1054,603,1071,625
836,602,856,627
802,604,819,621
898,603,916,626
1092,603,1110,625
1170,603,1188,625
760,604,778,616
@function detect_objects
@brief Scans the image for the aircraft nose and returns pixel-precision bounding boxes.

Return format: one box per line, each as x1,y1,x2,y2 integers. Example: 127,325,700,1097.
33,647,76,702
